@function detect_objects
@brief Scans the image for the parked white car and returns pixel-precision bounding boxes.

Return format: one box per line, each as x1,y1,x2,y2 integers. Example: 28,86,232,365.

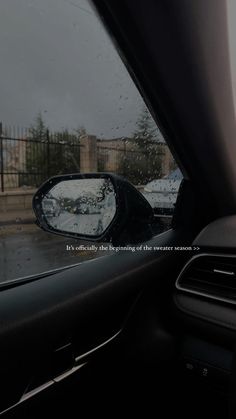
42,198,61,218
143,168,183,215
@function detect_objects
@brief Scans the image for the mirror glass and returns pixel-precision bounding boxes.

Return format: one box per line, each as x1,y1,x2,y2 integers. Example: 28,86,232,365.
41,178,116,236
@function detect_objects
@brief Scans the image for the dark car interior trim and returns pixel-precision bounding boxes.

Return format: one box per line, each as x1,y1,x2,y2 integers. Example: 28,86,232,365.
0,229,191,414
1,328,122,416
176,253,236,305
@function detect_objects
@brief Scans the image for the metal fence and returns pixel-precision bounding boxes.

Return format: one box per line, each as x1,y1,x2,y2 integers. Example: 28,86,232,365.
0,123,171,192
0,123,82,191
97,142,166,185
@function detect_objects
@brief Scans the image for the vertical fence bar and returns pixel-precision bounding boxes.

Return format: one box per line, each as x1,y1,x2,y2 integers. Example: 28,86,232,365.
0,122,4,192
123,139,126,178
47,129,50,179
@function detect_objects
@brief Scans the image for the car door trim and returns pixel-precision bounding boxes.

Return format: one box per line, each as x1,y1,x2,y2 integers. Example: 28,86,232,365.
0,329,122,416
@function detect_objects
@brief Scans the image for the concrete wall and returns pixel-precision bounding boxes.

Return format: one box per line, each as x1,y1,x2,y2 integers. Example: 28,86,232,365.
0,189,36,212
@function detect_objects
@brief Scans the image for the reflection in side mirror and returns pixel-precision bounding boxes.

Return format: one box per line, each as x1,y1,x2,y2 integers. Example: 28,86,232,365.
41,178,116,237
33,173,154,244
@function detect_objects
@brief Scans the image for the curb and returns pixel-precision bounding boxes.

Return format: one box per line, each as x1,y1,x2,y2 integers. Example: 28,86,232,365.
0,218,36,227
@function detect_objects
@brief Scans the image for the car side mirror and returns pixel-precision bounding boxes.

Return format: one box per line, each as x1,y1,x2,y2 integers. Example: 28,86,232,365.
33,173,154,245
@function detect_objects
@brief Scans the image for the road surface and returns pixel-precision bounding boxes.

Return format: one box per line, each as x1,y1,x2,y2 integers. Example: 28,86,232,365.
0,217,169,284
0,223,104,283
48,211,104,235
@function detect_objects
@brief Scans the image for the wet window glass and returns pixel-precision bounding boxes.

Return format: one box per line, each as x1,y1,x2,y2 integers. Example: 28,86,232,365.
0,0,181,282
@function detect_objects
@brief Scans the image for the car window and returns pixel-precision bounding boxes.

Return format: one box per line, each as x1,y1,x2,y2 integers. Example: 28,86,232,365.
0,0,181,283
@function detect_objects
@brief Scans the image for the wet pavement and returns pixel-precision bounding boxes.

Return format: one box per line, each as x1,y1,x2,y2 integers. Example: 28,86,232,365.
0,217,170,284
0,223,103,283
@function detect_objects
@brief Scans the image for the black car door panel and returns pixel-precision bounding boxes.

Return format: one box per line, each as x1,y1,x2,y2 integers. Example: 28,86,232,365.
0,229,186,414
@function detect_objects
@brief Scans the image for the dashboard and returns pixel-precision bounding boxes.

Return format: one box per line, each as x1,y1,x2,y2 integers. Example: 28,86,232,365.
173,215,236,407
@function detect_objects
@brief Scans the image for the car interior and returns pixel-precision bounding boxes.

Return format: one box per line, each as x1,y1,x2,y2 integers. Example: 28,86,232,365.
2,0,236,418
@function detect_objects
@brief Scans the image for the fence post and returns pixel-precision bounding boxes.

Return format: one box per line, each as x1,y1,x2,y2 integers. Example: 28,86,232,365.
123,139,126,178
80,135,97,172
0,122,4,192
47,129,50,178
162,144,171,176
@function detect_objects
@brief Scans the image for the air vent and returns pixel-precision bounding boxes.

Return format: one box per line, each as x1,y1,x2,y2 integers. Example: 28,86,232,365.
176,254,236,303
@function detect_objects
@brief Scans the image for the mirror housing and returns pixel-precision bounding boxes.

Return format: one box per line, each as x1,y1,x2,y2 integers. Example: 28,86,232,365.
33,173,154,245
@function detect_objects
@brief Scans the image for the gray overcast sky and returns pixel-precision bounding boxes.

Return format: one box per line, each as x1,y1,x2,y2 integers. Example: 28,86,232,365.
0,0,147,138
2,0,235,140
